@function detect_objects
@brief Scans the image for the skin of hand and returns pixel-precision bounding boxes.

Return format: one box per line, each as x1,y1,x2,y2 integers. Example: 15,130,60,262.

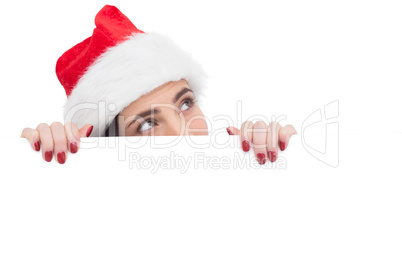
21,123,93,164
226,122,297,164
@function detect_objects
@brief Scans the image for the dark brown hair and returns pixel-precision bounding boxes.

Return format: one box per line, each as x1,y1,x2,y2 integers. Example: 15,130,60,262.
103,115,119,137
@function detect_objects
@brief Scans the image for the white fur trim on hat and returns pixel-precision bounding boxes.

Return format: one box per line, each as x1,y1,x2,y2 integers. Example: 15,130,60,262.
63,31,208,137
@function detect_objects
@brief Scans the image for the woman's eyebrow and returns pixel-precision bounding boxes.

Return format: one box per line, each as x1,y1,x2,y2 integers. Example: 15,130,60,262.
173,87,193,103
126,108,162,129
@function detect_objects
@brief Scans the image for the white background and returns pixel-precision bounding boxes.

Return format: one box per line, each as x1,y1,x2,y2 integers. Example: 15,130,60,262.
1,0,401,267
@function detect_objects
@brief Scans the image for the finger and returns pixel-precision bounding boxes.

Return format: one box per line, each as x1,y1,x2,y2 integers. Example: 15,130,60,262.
240,121,254,152
65,122,81,154
21,127,40,152
79,124,94,138
252,121,268,165
266,122,282,162
226,126,240,135
50,122,68,164
36,123,54,162
278,124,297,151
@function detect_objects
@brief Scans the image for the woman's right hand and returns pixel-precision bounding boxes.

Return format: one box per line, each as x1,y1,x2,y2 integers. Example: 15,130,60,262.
20,122,93,164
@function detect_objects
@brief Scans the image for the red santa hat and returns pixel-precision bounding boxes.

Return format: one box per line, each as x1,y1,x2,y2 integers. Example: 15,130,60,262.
56,5,208,137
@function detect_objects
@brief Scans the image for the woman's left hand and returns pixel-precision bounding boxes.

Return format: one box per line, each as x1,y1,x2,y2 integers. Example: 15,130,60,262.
226,121,297,164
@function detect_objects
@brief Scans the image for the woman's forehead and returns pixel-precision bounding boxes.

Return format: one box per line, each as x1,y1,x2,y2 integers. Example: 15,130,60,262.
121,79,190,114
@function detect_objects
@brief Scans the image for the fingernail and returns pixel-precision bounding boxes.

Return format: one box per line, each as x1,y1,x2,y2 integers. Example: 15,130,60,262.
57,152,66,164
279,141,286,151
34,141,40,151
70,142,78,154
86,126,93,137
45,151,53,162
242,140,250,152
226,128,233,135
256,153,266,165
268,151,277,162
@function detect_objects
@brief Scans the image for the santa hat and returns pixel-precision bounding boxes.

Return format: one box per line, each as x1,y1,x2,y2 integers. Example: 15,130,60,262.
56,5,208,137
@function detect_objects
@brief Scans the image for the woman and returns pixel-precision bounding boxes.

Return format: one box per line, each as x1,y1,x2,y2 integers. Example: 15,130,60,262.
21,5,297,165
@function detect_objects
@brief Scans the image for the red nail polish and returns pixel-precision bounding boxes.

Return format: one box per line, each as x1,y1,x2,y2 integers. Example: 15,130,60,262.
242,140,250,152
279,141,286,151
268,151,277,162
34,141,40,151
86,126,93,137
57,152,66,164
70,142,78,154
45,151,53,162
256,153,266,165
226,128,233,135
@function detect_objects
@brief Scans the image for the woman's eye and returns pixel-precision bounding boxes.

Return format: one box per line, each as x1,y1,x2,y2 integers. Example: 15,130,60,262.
138,119,155,132
180,99,192,111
